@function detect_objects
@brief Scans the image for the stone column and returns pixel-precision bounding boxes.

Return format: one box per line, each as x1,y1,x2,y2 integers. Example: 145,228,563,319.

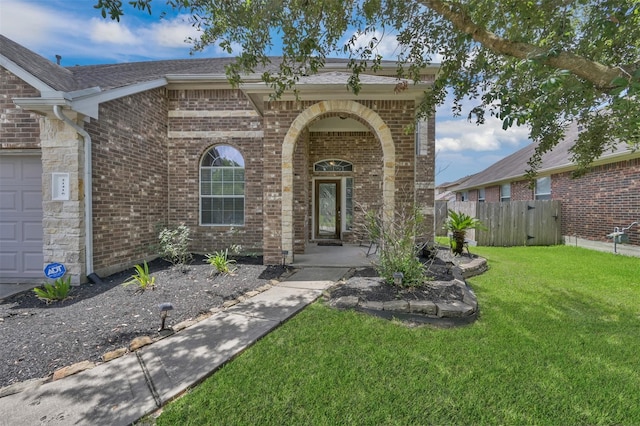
40,114,86,285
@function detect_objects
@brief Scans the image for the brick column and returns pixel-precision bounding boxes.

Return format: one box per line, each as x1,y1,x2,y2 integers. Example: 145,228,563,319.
40,115,86,284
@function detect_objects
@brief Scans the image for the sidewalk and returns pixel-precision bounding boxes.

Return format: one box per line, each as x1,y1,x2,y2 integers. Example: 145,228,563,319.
0,267,349,426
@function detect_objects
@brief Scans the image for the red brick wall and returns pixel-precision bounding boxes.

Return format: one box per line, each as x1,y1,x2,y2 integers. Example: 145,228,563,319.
511,180,533,201
0,68,40,149
485,186,500,202
553,158,640,246
167,89,264,254
87,88,169,273
308,131,383,244
261,99,426,263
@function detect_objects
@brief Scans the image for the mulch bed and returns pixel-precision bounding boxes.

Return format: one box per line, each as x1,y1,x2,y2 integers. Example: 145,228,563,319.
0,255,287,389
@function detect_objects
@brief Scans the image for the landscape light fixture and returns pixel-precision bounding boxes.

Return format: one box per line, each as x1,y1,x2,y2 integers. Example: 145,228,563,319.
393,272,404,286
158,302,174,330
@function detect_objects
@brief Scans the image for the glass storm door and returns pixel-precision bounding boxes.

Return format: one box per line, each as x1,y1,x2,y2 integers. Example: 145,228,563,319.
315,180,341,239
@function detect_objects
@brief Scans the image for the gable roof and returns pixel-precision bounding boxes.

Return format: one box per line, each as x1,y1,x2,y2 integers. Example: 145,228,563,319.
1,34,437,119
454,121,637,191
0,34,77,92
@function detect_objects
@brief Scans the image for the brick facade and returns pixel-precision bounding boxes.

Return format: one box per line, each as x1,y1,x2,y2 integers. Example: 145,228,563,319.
1,70,437,279
86,88,169,276
166,89,264,255
553,158,640,246
0,68,40,149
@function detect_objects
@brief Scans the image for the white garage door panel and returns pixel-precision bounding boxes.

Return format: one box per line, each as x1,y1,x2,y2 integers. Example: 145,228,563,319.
0,155,43,283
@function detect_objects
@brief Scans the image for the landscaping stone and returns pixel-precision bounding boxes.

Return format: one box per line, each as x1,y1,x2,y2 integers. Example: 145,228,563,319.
102,348,128,362
436,301,475,318
172,319,197,332
330,296,360,309
409,300,437,315
130,336,153,351
382,300,409,312
53,360,94,381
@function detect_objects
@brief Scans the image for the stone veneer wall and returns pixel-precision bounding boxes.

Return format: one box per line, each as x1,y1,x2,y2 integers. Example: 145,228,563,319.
86,88,169,276
40,116,86,284
167,89,264,254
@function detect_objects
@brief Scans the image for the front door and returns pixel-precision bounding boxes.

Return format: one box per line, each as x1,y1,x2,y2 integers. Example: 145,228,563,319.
315,180,341,240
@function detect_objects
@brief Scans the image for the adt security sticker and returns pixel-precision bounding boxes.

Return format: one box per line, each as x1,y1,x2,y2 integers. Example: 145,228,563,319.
44,263,66,279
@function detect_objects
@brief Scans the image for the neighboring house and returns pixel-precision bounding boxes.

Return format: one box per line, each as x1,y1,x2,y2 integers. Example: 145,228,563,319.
0,35,438,284
451,121,640,254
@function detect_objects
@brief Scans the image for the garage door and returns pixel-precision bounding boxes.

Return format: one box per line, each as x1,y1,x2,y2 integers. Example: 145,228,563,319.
0,154,43,283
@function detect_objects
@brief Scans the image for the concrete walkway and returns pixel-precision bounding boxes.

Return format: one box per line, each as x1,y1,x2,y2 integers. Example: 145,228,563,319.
0,267,349,426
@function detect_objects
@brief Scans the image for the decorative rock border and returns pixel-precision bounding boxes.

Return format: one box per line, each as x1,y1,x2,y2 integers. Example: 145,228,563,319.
326,256,488,327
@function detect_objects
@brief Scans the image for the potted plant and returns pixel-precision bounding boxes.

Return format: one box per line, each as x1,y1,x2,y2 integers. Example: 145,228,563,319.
444,210,486,256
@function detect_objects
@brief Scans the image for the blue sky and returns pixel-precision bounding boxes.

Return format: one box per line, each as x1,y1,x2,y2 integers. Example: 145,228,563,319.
1,0,531,185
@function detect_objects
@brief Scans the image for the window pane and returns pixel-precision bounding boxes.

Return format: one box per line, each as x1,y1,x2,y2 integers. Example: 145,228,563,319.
200,145,245,225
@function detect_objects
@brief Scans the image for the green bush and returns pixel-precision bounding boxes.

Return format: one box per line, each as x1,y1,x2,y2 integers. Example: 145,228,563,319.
364,205,429,287
158,224,193,269
33,276,71,303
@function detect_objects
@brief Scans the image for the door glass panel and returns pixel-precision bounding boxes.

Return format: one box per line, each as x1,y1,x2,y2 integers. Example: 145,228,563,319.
318,183,337,237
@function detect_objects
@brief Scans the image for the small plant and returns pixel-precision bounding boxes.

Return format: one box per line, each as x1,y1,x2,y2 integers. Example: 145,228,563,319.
33,276,71,303
123,261,156,291
444,210,486,256
158,224,193,270
206,249,237,275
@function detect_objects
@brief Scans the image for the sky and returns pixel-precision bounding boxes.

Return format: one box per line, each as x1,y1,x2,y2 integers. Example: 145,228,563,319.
0,0,531,185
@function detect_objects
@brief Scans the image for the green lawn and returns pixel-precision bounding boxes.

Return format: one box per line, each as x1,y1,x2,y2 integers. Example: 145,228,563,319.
157,246,640,425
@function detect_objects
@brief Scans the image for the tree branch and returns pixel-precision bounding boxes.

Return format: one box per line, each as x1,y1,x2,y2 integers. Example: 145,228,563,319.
420,0,625,90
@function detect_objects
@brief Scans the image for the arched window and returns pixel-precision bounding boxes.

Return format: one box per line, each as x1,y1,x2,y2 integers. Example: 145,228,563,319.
314,159,353,172
200,145,245,226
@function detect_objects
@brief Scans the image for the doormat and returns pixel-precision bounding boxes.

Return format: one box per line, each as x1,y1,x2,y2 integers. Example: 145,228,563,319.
317,241,343,246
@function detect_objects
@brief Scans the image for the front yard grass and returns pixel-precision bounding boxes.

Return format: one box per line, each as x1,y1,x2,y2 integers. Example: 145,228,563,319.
157,245,640,425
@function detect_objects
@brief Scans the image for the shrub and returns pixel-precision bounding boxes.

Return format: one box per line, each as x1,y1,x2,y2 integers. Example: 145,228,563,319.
444,210,486,256
158,224,193,270
363,205,430,287
33,276,71,303
123,261,156,291
206,249,237,275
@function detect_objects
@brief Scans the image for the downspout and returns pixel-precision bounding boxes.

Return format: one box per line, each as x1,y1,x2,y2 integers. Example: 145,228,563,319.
53,105,94,281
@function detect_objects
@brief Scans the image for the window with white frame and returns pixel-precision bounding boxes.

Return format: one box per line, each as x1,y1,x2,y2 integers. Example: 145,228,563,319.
535,176,551,200
500,183,511,202
478,188,486,202
461,191,469,201
200,145,245,226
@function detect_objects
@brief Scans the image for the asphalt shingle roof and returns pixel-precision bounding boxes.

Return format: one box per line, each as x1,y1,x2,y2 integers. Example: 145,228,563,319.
455,121,634,190
2,35,413,92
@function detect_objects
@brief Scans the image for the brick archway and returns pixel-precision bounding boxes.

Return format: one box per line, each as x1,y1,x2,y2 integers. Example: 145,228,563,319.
281,100,395,263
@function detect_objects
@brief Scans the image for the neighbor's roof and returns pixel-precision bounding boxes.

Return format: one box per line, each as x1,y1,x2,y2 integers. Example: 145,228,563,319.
454,121,637,191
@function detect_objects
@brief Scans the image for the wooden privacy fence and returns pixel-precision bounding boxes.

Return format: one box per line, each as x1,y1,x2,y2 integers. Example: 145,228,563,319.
443,200,562,247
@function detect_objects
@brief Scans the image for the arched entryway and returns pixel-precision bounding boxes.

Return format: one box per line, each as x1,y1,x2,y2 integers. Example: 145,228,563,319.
281,100,396,263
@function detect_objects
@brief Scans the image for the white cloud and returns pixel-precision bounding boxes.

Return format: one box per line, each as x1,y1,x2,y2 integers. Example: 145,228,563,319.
436,117,528,153
89,19,140,45
140,15,200,48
